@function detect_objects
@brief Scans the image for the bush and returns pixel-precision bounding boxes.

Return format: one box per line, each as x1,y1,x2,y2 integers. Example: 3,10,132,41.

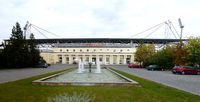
48,92,95,102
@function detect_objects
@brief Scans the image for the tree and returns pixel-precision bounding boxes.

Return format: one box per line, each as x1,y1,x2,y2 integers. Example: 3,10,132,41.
134,43,155,67
3,22,26,68
1,22,42,68
174,42,187,65
0,47,4,67
146,45,176,69
185,37,200,65
29,33,41,66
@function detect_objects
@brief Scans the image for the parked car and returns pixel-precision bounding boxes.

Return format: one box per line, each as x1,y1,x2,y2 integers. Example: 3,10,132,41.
35,63,48,68
146,65,163,71
172,65,200,75
128,63,141,68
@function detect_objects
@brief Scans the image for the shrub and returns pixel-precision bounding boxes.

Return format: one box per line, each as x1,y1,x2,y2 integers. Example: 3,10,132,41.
48,92,95,102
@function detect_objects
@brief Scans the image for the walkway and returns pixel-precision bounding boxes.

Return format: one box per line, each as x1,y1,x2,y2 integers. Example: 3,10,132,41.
0,64,75,84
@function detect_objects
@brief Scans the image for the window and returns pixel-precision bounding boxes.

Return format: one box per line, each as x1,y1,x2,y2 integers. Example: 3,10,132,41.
60,49,62,52
86,56,89,62
66,49,69,52
80,49,82,52
127,49,130,51
120,49,123,52
58,56,62,63
94,49,96,52
113,49,116,52
87,49,89,52
73,49,75,52
99,57,103,62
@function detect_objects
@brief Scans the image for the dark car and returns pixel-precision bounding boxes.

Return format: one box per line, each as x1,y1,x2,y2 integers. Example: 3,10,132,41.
172,66,200,75
128,63,141,68
35,63,48,68
146,65,163,71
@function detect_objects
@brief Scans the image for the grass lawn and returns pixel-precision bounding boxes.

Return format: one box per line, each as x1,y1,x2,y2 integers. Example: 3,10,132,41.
0,67,199,102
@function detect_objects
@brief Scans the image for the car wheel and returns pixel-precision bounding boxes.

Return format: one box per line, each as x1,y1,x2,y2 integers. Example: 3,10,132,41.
197,72,200,75
181,71,185,75
172,72,176,74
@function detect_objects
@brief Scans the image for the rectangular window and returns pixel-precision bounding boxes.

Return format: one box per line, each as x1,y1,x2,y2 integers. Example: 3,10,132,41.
99,55,103,62
58,55,62,63
86,56,89,62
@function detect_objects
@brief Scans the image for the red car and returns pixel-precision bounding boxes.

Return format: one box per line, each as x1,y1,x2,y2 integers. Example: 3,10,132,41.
128,63,141,68
172,66,200,75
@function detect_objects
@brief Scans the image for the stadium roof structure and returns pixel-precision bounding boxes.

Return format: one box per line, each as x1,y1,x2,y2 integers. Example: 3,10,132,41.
30,38,187,44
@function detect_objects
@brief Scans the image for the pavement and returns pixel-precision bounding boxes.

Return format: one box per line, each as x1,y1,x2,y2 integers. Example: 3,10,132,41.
0,64,200,96
111,65,200,96
0,64,76,84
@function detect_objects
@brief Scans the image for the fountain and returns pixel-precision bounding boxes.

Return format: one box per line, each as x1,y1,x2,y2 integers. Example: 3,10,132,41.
77,59,83,73
81,61,85,72
33,58,139,86
95,58,101,73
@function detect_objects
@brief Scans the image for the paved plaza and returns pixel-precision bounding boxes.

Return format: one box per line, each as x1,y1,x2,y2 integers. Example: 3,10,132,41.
111,65,200,96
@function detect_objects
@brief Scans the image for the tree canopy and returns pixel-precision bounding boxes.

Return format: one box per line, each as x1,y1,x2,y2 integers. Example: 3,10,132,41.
185,37,200,65
134,37,200,69
134,43,155,67
0,22,43,68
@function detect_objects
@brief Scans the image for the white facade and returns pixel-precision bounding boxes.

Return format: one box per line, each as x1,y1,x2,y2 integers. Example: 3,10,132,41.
40,47,136,65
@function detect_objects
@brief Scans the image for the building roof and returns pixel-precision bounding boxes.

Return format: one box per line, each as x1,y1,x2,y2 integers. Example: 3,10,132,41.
31,38,187,44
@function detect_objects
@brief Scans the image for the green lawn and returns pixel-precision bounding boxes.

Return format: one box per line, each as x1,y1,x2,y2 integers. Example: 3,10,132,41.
0,68,199,102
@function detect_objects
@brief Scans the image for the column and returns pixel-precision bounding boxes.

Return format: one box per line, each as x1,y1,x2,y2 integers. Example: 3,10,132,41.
103,55,106,65
82,55,86,63
89,55,92,62
96,55,99,64
123,55,127,64
69,55,72,64
116,55,120,64
75,55,78,60
62,55,66,64
110,55,113,65
131,55,134,63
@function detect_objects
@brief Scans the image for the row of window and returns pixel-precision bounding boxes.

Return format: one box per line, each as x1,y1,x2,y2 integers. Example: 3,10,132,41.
59,49,130,52
58,55,131,64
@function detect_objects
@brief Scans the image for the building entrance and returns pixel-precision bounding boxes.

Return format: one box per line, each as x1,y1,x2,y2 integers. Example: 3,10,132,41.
92,57,96,64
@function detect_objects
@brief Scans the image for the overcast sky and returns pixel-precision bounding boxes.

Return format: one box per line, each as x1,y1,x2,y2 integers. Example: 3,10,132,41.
0,0,200,42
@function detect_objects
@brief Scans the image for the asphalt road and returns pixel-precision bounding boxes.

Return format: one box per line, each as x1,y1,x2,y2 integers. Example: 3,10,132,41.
0,64,199,96
111,65,200,96
0,64,76,84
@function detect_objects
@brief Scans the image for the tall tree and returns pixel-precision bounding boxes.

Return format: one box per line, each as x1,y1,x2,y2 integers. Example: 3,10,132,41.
174,42,187,65
29,33,41,66
145,45,176,69
3,22,26,68
2,22,42,68
186,37,200,65
134,43,155,67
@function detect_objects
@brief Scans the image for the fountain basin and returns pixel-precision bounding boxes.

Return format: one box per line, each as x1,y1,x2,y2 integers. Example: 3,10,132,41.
32,68,139,86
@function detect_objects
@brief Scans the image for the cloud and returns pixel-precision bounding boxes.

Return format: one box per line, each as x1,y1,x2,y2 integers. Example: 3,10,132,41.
1,0,200,43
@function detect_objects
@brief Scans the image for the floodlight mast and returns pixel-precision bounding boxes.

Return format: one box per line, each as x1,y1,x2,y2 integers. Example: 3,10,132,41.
178,18,184,40
23,21,29,39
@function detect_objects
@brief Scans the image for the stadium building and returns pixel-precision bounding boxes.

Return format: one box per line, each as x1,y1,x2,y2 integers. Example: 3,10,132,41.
37,38,183,65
